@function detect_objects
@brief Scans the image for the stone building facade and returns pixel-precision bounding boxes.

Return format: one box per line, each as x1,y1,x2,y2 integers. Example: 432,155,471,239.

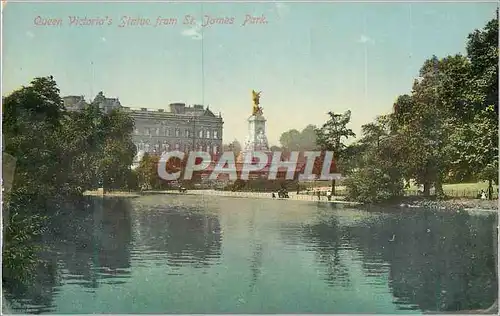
63,92,224,155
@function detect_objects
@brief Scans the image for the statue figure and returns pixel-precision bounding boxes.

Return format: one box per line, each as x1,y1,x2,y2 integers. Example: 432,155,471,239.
252,90,261,105
252,90,263,116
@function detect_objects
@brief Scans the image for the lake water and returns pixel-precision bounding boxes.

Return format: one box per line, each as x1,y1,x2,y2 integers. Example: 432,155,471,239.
4,195,498,314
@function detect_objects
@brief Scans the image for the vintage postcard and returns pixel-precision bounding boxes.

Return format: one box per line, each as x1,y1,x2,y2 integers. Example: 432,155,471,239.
1,0,498,314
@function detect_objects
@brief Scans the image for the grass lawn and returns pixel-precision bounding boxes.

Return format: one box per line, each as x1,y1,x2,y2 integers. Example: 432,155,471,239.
406,181,498,198
301,181,498,198
407,181,497,191
301,181,344,189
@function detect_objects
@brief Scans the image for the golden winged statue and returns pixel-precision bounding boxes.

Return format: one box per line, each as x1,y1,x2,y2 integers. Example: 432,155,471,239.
252,90,263,116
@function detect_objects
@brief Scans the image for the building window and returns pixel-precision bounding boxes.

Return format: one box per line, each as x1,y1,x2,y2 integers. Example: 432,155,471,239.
156,128,160,136
134,128,139,135
145,128,150,135
164,128,170,136
213,131,218,139
198,130,203,138
174,129,180,137
175,143,180,150
206,131,211,139
185,129,190,138
205,145,210,152
213,145,218,154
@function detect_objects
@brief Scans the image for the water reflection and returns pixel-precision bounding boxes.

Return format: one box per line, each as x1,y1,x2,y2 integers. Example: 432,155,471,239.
5,197,133,313
4,196,497,314
296,204,497,312
131,202,222,270
249,243,263,288
301,214,352,288
52,198,133,287
348,209,497,312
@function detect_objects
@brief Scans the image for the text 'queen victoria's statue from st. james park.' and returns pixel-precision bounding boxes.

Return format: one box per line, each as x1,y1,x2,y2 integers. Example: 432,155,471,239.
252,90,263,116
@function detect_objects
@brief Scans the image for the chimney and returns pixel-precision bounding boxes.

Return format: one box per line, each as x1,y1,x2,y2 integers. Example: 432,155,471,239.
169,103,186,114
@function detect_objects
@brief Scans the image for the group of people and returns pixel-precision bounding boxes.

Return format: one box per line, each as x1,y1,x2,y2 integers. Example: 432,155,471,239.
477,189,488,200
271,188,334,201
272,188,289,199
314,190,332,201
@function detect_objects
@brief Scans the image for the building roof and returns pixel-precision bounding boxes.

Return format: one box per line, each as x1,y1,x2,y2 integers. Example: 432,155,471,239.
61,92,223,119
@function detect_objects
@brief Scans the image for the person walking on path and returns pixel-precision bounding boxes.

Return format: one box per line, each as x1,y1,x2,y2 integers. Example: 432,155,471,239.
481,190,487,200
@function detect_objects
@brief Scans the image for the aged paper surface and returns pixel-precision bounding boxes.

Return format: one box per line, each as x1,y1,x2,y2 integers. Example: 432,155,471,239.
2,1,498,314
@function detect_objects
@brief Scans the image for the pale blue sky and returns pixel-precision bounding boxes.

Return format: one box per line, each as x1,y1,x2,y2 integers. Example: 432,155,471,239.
2,1,498,145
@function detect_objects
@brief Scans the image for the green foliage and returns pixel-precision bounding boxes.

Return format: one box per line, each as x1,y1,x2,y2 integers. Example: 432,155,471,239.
315,111,356,155
339,12,498,203
447,106,498,182
3,76,137,201
315,110,356,194
136,153,163,190
3,77,68,205
344,116,404,203
344,165,404,204
2,76,137,293
223,139,242,156
279,124,318,151
2,211,48,290
368,14,497,200
466,14,498,114
100,109,137,191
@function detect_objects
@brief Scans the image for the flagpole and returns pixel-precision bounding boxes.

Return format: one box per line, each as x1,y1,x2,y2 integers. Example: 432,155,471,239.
201,3,205,106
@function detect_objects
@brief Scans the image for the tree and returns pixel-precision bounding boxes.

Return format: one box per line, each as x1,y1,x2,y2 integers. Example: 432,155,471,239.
2,76,139,291
344,115,404,203
408,57,453,197
388,14,498,199
223,139,242,156
390,55,467,197
315,110,356,195
3,76,67,205
279,124,318,151
99,109,137,191
462,14,498,199
57,102,107,194
2,76,68,291
279,129,301,150
136,153,162,190
338,143,366,176
466,12,498,115
359,115,392,150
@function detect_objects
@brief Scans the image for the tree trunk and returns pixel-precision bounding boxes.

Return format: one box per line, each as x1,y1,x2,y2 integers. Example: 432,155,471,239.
435,176,444,199
331,154,338,196
423,182,431,197
488,179,493,200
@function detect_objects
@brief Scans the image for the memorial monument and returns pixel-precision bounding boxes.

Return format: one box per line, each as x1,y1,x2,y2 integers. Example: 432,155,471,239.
242,90,269,153
232,90,304,191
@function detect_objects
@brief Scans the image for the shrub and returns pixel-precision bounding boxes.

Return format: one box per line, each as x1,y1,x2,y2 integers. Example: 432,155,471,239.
344,166,404,204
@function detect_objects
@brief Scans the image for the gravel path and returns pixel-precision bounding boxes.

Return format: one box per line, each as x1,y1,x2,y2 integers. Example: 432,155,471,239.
150,189,361,205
